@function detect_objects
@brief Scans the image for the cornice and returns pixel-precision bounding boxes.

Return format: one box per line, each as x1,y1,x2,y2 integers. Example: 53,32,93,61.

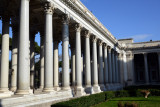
59,0,121,49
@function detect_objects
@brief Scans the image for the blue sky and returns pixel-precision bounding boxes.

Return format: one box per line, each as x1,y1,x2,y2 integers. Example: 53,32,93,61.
0,0,160,60
81,0,160,42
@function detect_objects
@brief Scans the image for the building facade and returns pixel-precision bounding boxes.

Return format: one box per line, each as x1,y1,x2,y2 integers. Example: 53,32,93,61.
0,0,159,106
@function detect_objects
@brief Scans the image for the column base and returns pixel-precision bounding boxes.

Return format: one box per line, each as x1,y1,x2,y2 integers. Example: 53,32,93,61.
99,84,106,91
74,87,86,97
61,86,71,91
39,86,44,90
0,91,14,98
92,85,101,94
54,86,61,91
16,89,33,95
10,87,17,92
0,88,9,93
43,87,55,92
85,86,93,94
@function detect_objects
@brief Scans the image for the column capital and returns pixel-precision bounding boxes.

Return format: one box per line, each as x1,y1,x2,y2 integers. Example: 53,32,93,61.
112,49,116,54
98,40,103,46
61,14,70,24
103,43,108,48
84,30,90,38
107,46,112,52
92,36,97,43
74,23,82,32
44,2,54,15
143,53,148,56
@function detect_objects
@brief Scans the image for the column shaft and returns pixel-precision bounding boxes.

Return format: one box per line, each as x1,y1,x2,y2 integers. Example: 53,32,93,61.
85,35,91,87
112,50,116,83
62,15,70,90
0,18,10,92
98,41,105,90
108,47,112,84
71,48,76,86
144,53,149,84
92,38,98,86
16,0,30,94
158,53,160,81
92,37,101,93
75,25,82,88
53,41,59,90
104,45,109,85
40,35,44,89
115,53,119,83
11,29,18,92
30,35,35,89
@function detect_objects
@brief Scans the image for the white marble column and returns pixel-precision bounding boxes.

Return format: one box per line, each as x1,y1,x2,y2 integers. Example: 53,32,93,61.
123,51,128,85
144,53,149,84
115,52,119,83
92,36,101,93
71,48,76,86
112,50,116,83
0,17,10,92
108,46,112,84
11,26,18,92
16,0,30,95
39,34,44,89
98,40,106,91
158,53,160,81
43,2,54,92
103,44,109,86
84,31,92,94
119,54,124,84
75,24,85,96
30,34,35,89
53,41,60,91
62,15,70,90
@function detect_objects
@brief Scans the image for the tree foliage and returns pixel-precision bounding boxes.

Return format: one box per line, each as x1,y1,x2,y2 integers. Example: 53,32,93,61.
34,42,40,55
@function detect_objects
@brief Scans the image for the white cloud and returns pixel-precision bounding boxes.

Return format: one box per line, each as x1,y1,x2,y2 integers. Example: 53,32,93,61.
131,34,152,42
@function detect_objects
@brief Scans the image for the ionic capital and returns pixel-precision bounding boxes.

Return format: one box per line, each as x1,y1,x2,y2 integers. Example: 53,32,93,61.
44,2,54,15
61,14,70,24
74,23,82,32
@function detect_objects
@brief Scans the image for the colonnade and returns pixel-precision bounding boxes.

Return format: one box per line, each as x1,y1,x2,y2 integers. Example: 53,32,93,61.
0,0,123,96
143,53,160,84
